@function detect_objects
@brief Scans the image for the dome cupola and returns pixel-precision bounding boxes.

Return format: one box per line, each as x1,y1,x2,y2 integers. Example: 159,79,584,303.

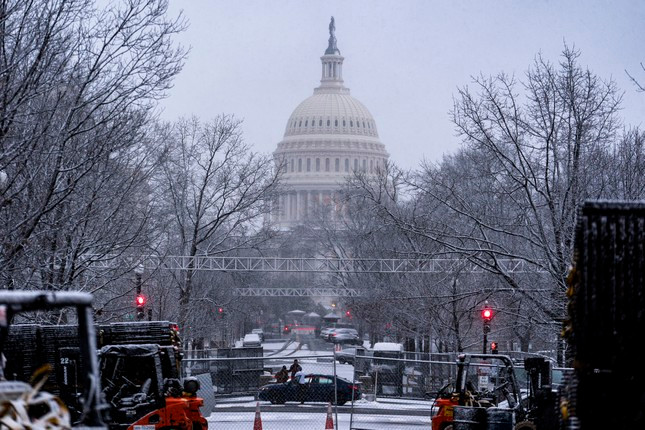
272,17,389,229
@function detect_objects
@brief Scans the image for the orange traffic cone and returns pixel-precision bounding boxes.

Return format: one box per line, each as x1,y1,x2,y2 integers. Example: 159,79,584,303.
254,401,263,430
325,402,334,429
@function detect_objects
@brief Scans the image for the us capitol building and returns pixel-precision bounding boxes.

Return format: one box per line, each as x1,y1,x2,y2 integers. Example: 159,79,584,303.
272,17,389,230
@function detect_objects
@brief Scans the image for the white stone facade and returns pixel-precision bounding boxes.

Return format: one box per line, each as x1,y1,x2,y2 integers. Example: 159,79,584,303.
272,23,389,229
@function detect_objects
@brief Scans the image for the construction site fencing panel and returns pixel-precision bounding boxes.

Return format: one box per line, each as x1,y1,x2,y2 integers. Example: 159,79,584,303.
184,353,354,429
181,347,569,429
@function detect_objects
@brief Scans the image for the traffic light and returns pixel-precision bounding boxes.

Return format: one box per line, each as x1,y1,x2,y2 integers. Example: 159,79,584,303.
217,307,224,318
136,294,146,320
491,341,499,354
345,310,351,318
482,304,492,334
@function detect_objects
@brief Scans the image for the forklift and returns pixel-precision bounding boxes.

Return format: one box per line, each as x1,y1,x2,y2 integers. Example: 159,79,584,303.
0,291,208,429
431,353,559,430
99,343,207,429
431,353,522,430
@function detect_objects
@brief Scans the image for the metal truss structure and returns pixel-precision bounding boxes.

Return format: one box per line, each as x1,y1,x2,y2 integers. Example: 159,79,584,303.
90,254,545,274
234,287,360,297
89,254,546,297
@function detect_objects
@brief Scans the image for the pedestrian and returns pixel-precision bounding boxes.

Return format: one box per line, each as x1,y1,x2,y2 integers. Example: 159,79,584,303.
289,359,302,379
275,365,288,383
294,369,308,404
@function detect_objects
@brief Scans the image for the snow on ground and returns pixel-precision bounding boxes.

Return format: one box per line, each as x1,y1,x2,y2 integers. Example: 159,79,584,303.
208,411,431,429
215,396,432,411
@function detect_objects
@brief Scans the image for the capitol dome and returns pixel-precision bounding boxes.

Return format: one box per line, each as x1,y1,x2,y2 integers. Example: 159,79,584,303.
283,93,379,139
272,17,389,229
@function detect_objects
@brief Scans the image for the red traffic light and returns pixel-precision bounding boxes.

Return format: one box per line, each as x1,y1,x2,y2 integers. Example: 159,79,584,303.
218,307,224,313
482,308,492,320
491,341,499,354
345,310,351,317
136,295,146,306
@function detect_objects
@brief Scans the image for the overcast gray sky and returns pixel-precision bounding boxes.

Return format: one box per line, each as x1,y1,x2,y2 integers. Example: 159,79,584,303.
160,0,645,170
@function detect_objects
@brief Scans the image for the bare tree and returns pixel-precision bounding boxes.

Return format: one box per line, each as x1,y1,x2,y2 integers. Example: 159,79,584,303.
626,63,645,92
337,46,624,359
606,127,645,199
154,115,281,339
0,0,186,292
414,46,621,323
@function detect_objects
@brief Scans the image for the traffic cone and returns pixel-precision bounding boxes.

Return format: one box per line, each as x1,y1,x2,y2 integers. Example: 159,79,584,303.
325,402,334,429
254,401,263,430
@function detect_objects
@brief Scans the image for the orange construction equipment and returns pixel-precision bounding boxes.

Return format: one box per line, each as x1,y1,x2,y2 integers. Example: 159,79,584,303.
254,401,263,430
325,402,334,429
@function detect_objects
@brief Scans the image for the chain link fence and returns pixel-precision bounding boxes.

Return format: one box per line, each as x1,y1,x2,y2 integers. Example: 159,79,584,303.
181,342,569,429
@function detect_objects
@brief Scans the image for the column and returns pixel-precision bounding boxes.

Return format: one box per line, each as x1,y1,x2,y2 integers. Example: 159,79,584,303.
287,192,293,222
306,191,311,218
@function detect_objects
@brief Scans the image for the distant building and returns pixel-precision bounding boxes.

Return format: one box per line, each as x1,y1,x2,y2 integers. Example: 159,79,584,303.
272,17,389,229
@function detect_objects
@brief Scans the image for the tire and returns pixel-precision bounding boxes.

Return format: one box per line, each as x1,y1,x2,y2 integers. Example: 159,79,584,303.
337,395,346,406
338,358,346,364
271,393,285,405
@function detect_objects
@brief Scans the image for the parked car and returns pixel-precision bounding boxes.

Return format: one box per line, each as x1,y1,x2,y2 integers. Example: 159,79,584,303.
251,328,264,342
335,346,371,365
320,327,335,340
243,333,262,347
257,374,361,405
330,328,360,344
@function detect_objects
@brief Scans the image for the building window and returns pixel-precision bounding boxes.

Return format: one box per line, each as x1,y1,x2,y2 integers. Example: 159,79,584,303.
307,158,311,172
335,158,340,172
345,158,349,172
343,120,346,127
299,120,302,127
362,159,367,172
334,119,338,127
367,122,370,129
354,159,358,171
290,159,294,172
316,158,320,172
327,119,330,126
298,158,302,172
370,159,373,173
363,121,366,128
305,120,308,127
350,120,353,127
325,158,330,172
319,119,322,126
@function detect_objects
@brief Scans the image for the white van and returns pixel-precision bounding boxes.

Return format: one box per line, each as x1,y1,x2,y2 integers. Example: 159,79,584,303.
243,333,262,347
372,342,404,353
